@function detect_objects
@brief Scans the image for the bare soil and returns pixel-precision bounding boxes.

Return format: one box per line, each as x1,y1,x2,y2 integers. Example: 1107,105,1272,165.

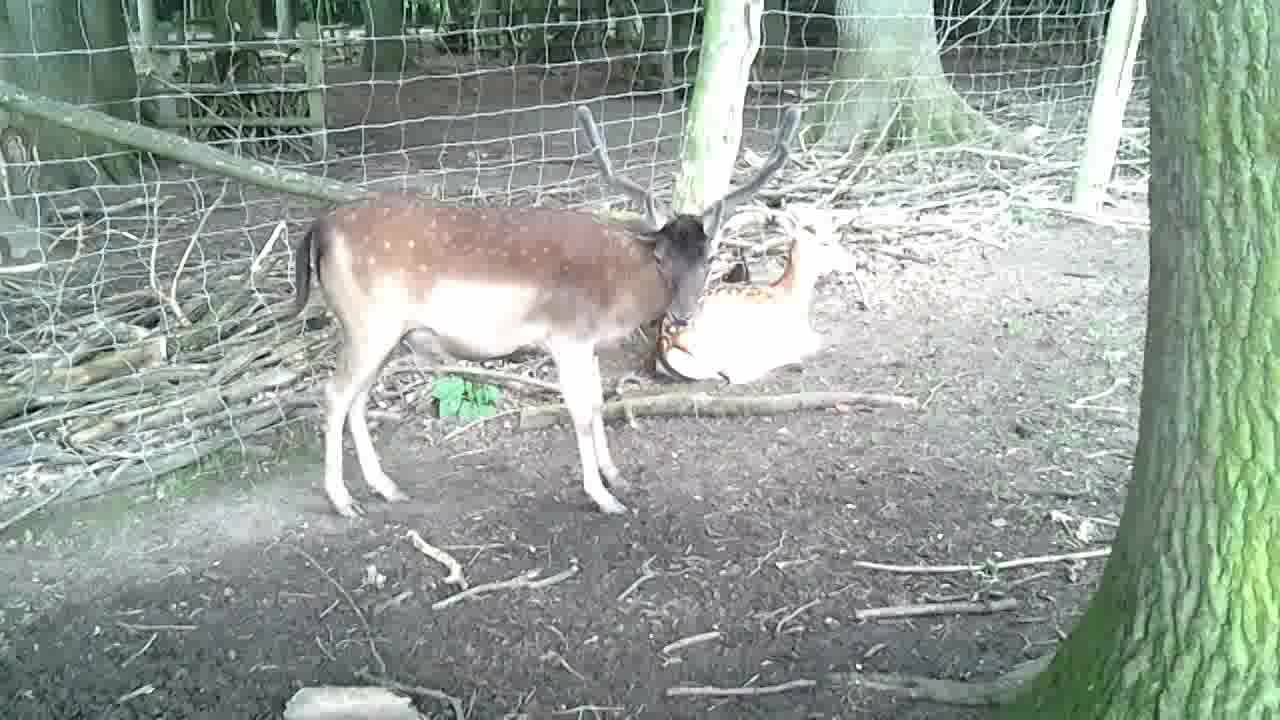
0,46,1148,720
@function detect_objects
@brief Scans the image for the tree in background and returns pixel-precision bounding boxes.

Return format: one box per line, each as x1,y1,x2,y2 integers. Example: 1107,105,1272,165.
0,0,143,186
0,0,146,259
808,0,1000,150
995,0,1280,716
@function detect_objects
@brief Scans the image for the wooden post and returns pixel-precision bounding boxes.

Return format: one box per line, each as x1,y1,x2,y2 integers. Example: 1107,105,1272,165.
297,21,328,159
137,0,158,51
1071,0,1146,213
276,0,295,40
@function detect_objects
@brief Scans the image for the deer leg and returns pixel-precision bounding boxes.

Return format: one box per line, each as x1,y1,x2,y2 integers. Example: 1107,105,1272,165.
549,342,628,514
323,319,406,517
347,383,411,504
583,353,627,490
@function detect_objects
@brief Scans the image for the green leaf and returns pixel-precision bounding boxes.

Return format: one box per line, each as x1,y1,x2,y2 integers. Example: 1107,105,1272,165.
438,393,465,418
432,375,466,403
472,384,502,405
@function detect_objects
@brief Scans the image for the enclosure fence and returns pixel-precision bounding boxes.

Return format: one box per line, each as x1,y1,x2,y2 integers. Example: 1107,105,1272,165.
0,0,1148,523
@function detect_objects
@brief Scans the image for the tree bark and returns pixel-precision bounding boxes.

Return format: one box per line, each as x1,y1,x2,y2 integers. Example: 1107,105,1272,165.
0,0,144,189
810,0,999,151
670,0,763,215
363,0,408,73
999,1,1280,717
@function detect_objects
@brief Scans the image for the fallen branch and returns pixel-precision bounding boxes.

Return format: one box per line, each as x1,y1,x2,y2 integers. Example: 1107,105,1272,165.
616,556,659,602
661,630,722,656
0,79,366,205
518,391,918,430
666,678,817,698
850,547,1111,575
432,563,579,610
405,530,468,589
830,653,1052,706
854,597,1018,621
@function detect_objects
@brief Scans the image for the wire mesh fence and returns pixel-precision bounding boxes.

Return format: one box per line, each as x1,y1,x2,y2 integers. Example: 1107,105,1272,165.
0,0,1148,522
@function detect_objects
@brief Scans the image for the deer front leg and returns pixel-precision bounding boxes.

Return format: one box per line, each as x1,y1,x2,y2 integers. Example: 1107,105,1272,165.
550,342,628,514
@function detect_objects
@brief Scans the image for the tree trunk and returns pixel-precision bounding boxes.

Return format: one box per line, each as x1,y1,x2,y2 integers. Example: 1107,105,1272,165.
0,0,143,185
0,0,146,259
999,1,1280,717
810,0,998,151
671,0,763,215
363,0,408,73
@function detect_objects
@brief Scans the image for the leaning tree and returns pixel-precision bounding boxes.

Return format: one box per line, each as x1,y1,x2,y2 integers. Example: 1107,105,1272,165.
995,0,1280,716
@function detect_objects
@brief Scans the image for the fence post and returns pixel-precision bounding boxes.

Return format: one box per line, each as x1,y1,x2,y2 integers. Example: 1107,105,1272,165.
1071,0,1147,214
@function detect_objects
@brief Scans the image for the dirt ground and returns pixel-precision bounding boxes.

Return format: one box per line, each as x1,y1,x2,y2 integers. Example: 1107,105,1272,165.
0,46,1148,720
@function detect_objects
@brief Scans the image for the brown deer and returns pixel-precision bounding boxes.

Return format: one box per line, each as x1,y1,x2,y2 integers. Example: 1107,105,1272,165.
287,104,802,518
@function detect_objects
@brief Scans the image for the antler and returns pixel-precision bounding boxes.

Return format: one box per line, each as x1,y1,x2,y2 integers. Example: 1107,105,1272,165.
701,105,803,240
575,106,669,231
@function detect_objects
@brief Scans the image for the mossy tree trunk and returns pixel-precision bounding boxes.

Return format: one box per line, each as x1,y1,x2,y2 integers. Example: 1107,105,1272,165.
363,0,408,72
998,1,1280,717
0,0,146,259
808,0,998,151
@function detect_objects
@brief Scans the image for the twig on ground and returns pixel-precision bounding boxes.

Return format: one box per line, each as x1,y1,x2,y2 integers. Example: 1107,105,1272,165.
115,684,157,704
661,630,722,656
831,653,1052,706
855,597,1018,621
616,556,659,602
542,649,589,682
519,391,918,430
388,361,561,396
354,669,467,720
666,679,817,698
119,632,158,668
1069,377,1127,410
552,705,624,715
440,409,518,443
406,529,468,589
850,547,1111,575
775,598,822,634
432,563,579,610
116,621,198,632
291,545,387,676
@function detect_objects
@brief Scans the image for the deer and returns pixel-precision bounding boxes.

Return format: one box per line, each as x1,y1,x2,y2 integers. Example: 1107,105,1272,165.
653,204,851,385
286,104,803,518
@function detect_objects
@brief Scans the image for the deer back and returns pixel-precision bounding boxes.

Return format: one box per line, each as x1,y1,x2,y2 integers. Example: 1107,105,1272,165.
305,193,683,341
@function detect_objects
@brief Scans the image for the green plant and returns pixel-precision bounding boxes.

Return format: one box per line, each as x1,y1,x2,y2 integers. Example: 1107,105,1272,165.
431,375,502,419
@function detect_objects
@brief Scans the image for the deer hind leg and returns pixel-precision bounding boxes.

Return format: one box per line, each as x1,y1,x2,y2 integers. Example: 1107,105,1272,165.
548,341,628,514
324,316,408,517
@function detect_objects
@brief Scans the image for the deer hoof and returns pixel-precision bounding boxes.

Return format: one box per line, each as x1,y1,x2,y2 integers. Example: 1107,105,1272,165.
378,486,410,503
333,498,366,518
594,493,629,515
